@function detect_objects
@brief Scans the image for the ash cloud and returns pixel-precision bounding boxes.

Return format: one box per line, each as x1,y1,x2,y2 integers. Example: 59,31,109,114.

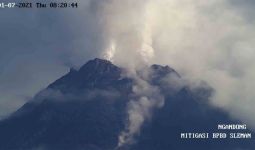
99,0,255,130
0,0,255,138
117,70,165,148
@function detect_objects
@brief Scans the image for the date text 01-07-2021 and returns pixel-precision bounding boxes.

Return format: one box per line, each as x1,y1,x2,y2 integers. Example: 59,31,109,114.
0,2,78,8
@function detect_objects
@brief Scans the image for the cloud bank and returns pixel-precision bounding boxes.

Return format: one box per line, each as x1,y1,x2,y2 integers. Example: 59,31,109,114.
99,0,255,129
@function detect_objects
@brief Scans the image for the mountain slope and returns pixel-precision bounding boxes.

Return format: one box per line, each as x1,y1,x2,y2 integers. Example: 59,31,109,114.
0,58,254,150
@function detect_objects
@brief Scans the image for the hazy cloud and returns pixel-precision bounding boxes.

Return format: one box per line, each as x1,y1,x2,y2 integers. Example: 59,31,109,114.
117,70,164,148
0,0,105,118
98,0,255,129
1,0,255,132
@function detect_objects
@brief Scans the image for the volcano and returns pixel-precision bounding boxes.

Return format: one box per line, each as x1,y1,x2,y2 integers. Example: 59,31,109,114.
0,58,254,150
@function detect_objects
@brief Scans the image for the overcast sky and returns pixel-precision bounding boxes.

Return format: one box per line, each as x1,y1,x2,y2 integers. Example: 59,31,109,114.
0,0,255,128
0,0,104,118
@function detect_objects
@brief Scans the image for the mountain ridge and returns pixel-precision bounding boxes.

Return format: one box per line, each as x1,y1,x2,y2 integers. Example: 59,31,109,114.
0,58,254,150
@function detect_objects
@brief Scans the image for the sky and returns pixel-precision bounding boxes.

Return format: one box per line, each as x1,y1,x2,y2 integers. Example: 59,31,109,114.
0,0,255,128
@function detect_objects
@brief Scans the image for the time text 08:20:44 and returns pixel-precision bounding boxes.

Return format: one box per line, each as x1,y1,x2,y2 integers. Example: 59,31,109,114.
0,2,78,8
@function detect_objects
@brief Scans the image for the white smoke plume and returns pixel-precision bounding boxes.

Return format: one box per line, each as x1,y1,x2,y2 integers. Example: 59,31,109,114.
103,39,116,62
97,0,255,130
99,1,165,147
117,74,164,148
1,0,254,147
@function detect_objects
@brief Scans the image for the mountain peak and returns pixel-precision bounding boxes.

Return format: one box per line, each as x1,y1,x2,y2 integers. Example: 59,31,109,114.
150,64,180,78
48,58,122,91
91,58,112,65
87,58,112,67
1,58,254,150
79,58,117,73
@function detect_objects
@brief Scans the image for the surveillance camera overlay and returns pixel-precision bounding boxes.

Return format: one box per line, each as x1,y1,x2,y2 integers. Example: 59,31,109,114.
0,0,255,150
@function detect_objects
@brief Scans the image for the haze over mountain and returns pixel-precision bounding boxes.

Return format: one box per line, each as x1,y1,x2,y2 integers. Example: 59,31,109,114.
0,58,254,150
1,0,255,131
